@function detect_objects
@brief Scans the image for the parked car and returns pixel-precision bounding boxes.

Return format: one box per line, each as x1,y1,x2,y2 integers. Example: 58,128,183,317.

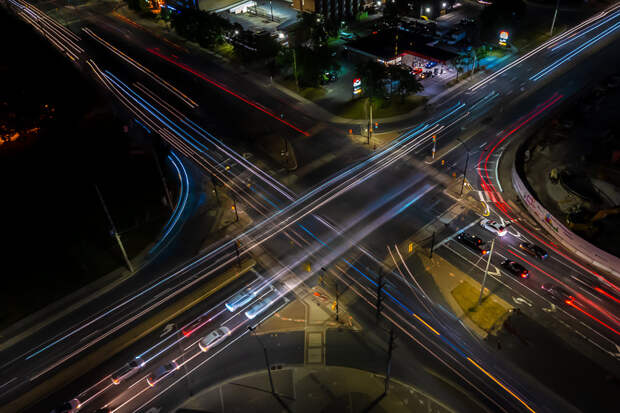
456,232,488,255
146,361,179,387
541,283,574,303
50,399,80,413
199,327,231,352
425,61,438,69
480,219,507,237
111,357,145,385
519,242,548,259
501,260,529,278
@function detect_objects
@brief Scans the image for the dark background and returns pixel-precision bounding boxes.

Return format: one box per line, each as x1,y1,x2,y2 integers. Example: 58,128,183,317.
0,9,171,328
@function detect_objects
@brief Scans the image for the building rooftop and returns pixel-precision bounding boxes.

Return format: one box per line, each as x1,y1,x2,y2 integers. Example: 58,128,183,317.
347,29,458,64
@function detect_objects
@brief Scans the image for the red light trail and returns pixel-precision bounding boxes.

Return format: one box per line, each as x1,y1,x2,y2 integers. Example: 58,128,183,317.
147,48,310,136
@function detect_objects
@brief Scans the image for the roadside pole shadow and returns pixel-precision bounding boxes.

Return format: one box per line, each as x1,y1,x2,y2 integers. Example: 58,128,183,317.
363,392,386,413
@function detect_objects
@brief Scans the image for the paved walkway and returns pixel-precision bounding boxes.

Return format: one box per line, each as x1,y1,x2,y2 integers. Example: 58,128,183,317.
176,365,456,413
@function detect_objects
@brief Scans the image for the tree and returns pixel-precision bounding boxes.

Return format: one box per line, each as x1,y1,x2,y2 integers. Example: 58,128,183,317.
355,60,388,101
452,54,467,80
170,9,232,50
395,68,423,102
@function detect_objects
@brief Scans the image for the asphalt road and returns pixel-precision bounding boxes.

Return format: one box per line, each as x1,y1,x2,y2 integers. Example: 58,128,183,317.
2,1,620,412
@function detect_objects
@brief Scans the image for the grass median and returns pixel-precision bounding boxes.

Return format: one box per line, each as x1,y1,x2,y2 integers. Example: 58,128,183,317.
6,258,255,412
451,280,511,335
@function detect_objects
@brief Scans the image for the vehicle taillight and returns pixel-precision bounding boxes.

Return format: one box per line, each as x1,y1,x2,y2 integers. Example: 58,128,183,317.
521,273,528,278
481,250,488,255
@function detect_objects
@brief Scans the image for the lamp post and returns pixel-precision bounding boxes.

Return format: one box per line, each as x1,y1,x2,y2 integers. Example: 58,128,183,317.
456,137,470,197
550,0,561,36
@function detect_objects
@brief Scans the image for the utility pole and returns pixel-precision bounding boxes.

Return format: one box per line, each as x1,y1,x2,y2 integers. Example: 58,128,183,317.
210,173,219,204
471,49,477,76
456,137,470,197
269,0,274,21
334,280,340,322
429,231,436,259
460,150,470,197
152,147,173,210
550,0,560,36
95,185,134,273
234,240,242,268
368,98,373,144
384,329,396,395
292,48,299,92
478,238,495,307
376,270,385,321
232,196,239,222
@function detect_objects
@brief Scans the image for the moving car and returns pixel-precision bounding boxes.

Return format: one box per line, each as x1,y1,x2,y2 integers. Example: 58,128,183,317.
146,361,179,387
50,399,80,413
480,219,507,237
225,287,257,312
111,357,145,385
519,242,548,259
456,232,488,254
541,283,575,303
182,316,209,337
501,260,529,278
245,290,280,319
199,326,231,352
570,273,620,302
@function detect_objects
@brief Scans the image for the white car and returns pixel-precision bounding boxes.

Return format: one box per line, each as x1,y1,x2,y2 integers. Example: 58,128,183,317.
225,287,256,312
199,327,231,352
245,290,279,319
480,219,507,237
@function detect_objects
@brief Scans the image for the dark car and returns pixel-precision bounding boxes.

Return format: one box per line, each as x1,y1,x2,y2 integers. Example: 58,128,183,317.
456,232,488,255
501,260,529,279
570,273,620,302
541,283,575,303
519,242,548,259
146,361,179,387
111,357,145,384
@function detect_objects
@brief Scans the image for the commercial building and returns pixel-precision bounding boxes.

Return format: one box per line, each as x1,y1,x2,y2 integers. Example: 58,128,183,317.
292,0,366,20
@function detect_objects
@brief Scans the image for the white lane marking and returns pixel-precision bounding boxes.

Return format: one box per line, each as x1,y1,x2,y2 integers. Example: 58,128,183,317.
79,329,101,343
160,323,175,338
440,243,617,348
512,296,533,307
0,377,17,389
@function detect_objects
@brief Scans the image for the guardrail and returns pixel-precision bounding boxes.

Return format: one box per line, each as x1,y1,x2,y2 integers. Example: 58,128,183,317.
511,164,620,281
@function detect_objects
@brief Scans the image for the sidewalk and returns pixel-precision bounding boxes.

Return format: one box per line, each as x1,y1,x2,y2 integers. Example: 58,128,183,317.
176,365,456,413
257,283,360,365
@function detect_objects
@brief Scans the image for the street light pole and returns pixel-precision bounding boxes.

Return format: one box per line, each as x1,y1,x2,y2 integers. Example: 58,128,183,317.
550,0,560,36
456,137,470,197
269,0,274,22
94,185,133,273
478,238,495,307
